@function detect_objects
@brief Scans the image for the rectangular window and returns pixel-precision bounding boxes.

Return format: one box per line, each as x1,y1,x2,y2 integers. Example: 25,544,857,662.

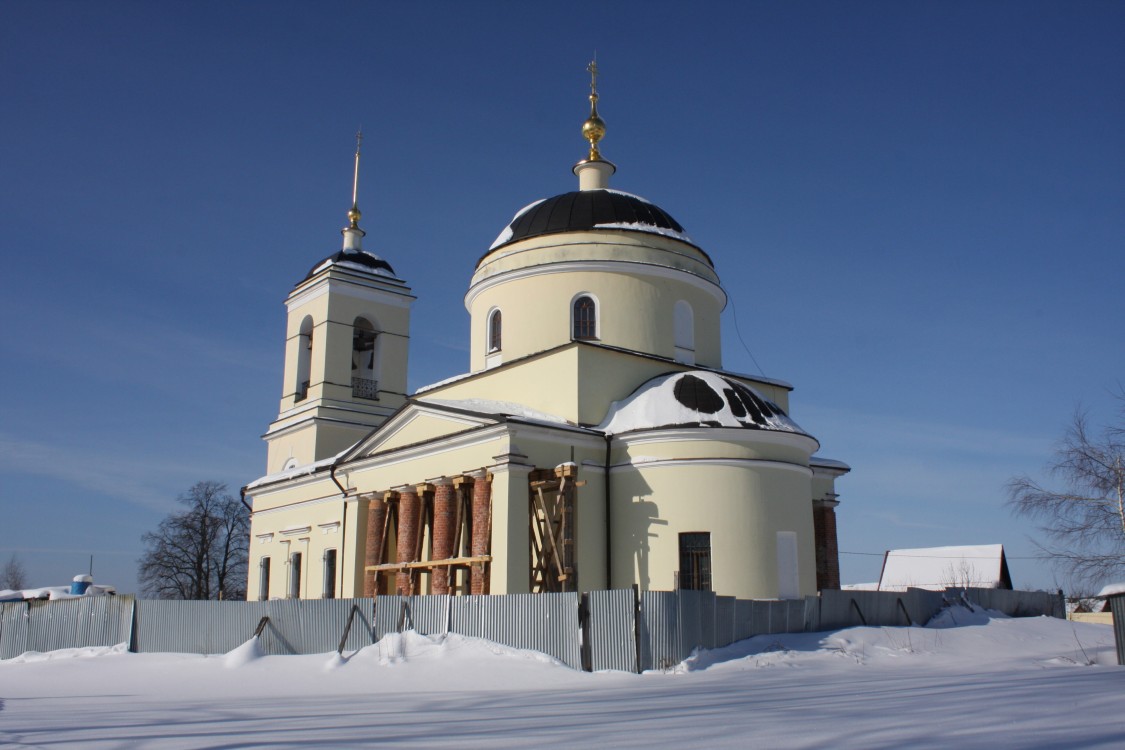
258,557,271,601
289,551,302,599
679,532,712,591
322,548,337,599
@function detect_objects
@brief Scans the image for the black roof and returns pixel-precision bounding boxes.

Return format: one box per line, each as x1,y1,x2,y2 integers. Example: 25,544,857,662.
492,189,692,251
302,250,396,282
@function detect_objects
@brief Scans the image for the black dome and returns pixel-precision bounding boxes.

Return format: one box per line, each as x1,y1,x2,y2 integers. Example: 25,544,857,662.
490,189,692,251
302,249,396,282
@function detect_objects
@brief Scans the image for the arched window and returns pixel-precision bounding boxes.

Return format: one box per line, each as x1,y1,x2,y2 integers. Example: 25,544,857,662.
295,316,313,401
674,300,695,364
351,317,378,400
487,308,502,352
572,295,598,340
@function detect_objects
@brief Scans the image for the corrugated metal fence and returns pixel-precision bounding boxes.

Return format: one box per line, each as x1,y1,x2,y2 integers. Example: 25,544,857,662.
0,587,1065,670
374,592,583,669
1106,593,1125,665
134,598,374,655
0,596,135,659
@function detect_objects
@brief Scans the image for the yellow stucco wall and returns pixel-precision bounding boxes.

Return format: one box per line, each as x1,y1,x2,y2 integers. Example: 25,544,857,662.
610,460,817,599
420,344,792,427
466,231,725,372
265,266,413,473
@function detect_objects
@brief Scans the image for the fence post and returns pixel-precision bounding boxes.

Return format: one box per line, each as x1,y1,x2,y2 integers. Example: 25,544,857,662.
632,584,642,674
849,598,867,626
896,598,914,626
397,600,414,632
337,603,360,654
578,592,593,672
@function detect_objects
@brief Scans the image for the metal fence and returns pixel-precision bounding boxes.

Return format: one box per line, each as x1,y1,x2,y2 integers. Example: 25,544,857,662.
959,587,1065,619
134,599,374,655
374,593,583,669
637,592,817,670
1106,593,1125,666
1,596,134,658
0,586,1065,670
819,588,948,630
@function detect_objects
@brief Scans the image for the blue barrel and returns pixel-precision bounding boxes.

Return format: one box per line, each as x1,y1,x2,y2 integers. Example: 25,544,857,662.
70,575,93,595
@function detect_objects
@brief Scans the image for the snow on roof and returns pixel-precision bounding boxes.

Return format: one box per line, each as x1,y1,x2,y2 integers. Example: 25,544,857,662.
487,189,694,253
598,370,808,436
488,198,547,250
0,584,116,601
592,221,695,245
417,397,571,426
879,544,1009,592
304,249,398,280
246,450,345,490
840,582,880,591
810,456,851,472
1095,582,1125,598
415,370,477,394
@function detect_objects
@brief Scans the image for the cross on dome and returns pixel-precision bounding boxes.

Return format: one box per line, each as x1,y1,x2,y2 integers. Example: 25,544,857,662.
342,130,366,250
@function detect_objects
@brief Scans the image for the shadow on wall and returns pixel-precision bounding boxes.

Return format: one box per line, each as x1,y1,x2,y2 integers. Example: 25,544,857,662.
619,489,666,590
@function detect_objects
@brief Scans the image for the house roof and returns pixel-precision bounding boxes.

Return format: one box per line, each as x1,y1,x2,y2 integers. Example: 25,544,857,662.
878,544,1012,592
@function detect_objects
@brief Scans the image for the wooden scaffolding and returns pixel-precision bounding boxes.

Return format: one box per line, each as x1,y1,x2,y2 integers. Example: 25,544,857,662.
529,464,583,593
363,473,492,596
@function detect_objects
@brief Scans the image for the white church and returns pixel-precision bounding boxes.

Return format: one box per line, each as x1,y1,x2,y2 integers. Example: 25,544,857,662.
245,66,849,602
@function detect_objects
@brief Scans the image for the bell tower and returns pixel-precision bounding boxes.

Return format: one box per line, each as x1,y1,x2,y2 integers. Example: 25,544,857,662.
264,133,414,475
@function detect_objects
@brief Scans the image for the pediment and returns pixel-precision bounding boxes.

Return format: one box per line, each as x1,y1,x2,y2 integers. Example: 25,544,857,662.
344,401,502,460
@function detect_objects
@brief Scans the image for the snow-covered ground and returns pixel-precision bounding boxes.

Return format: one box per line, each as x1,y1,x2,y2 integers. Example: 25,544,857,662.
1,607,1121,749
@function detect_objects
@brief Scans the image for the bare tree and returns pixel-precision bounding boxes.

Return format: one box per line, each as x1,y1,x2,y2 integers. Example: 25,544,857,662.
1,553,29,590
138,481,249,600
942,560,981,589
1007,401,1125,587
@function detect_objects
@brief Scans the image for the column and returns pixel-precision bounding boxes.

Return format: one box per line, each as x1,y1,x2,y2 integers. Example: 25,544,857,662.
395,486,420,595
469,470,492,595
431,478,456,595
363,493,388,597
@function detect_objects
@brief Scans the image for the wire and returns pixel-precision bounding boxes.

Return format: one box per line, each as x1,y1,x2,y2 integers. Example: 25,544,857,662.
840,551,1041,560
722,284,765,376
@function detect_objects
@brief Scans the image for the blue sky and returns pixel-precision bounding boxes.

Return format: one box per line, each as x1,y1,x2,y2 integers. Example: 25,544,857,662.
2,2,1122,594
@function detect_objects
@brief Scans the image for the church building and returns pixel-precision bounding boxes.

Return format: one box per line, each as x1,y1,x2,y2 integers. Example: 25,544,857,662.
245,66,848,602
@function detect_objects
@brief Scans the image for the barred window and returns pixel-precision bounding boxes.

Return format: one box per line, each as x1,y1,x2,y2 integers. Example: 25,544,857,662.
679,532,712,591
572,296,597,340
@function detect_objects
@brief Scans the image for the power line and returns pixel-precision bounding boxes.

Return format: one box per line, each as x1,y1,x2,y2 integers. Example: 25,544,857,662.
840,550,1040,560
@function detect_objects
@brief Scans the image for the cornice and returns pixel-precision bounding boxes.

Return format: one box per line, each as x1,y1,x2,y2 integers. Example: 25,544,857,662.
465,258,726,310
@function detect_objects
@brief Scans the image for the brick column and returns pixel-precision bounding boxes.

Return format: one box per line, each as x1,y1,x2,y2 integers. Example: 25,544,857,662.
470,471,492,595
395,487,420,595
431,478,456,594
813,499,841,591
363,493,389,597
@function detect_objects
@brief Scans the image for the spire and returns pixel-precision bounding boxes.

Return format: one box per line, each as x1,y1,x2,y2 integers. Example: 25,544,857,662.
573,58,616,191
342,130,366,251
582,59,606,161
